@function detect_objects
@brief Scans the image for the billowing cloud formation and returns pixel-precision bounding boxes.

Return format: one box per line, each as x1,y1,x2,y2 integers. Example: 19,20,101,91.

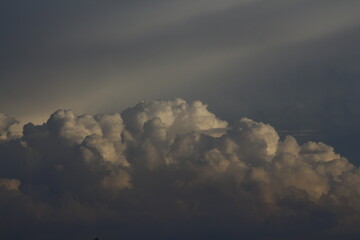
0,99,359,239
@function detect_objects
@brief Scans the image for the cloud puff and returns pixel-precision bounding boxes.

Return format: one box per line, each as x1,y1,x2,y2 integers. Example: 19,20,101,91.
0,99,359,239
122,98,228,138
0,178,21,190
0,113,18,140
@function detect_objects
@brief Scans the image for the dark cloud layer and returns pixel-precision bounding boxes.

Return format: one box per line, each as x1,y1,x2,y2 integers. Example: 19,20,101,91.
1,99,360,239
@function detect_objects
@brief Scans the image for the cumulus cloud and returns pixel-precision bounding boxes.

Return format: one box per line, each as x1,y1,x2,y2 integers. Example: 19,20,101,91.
122,99,228,137
0,113,18,140
0,99,359,239
0,178,21,190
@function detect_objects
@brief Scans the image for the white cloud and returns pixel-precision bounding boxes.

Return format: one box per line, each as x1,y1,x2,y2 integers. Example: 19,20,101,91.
0,98,360,238
122,99,228,140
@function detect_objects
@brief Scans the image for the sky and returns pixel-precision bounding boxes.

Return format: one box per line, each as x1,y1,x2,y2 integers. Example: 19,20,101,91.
1,0,360,239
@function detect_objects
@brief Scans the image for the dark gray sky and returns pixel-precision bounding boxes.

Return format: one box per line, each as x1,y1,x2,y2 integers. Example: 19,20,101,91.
1,0,360,161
